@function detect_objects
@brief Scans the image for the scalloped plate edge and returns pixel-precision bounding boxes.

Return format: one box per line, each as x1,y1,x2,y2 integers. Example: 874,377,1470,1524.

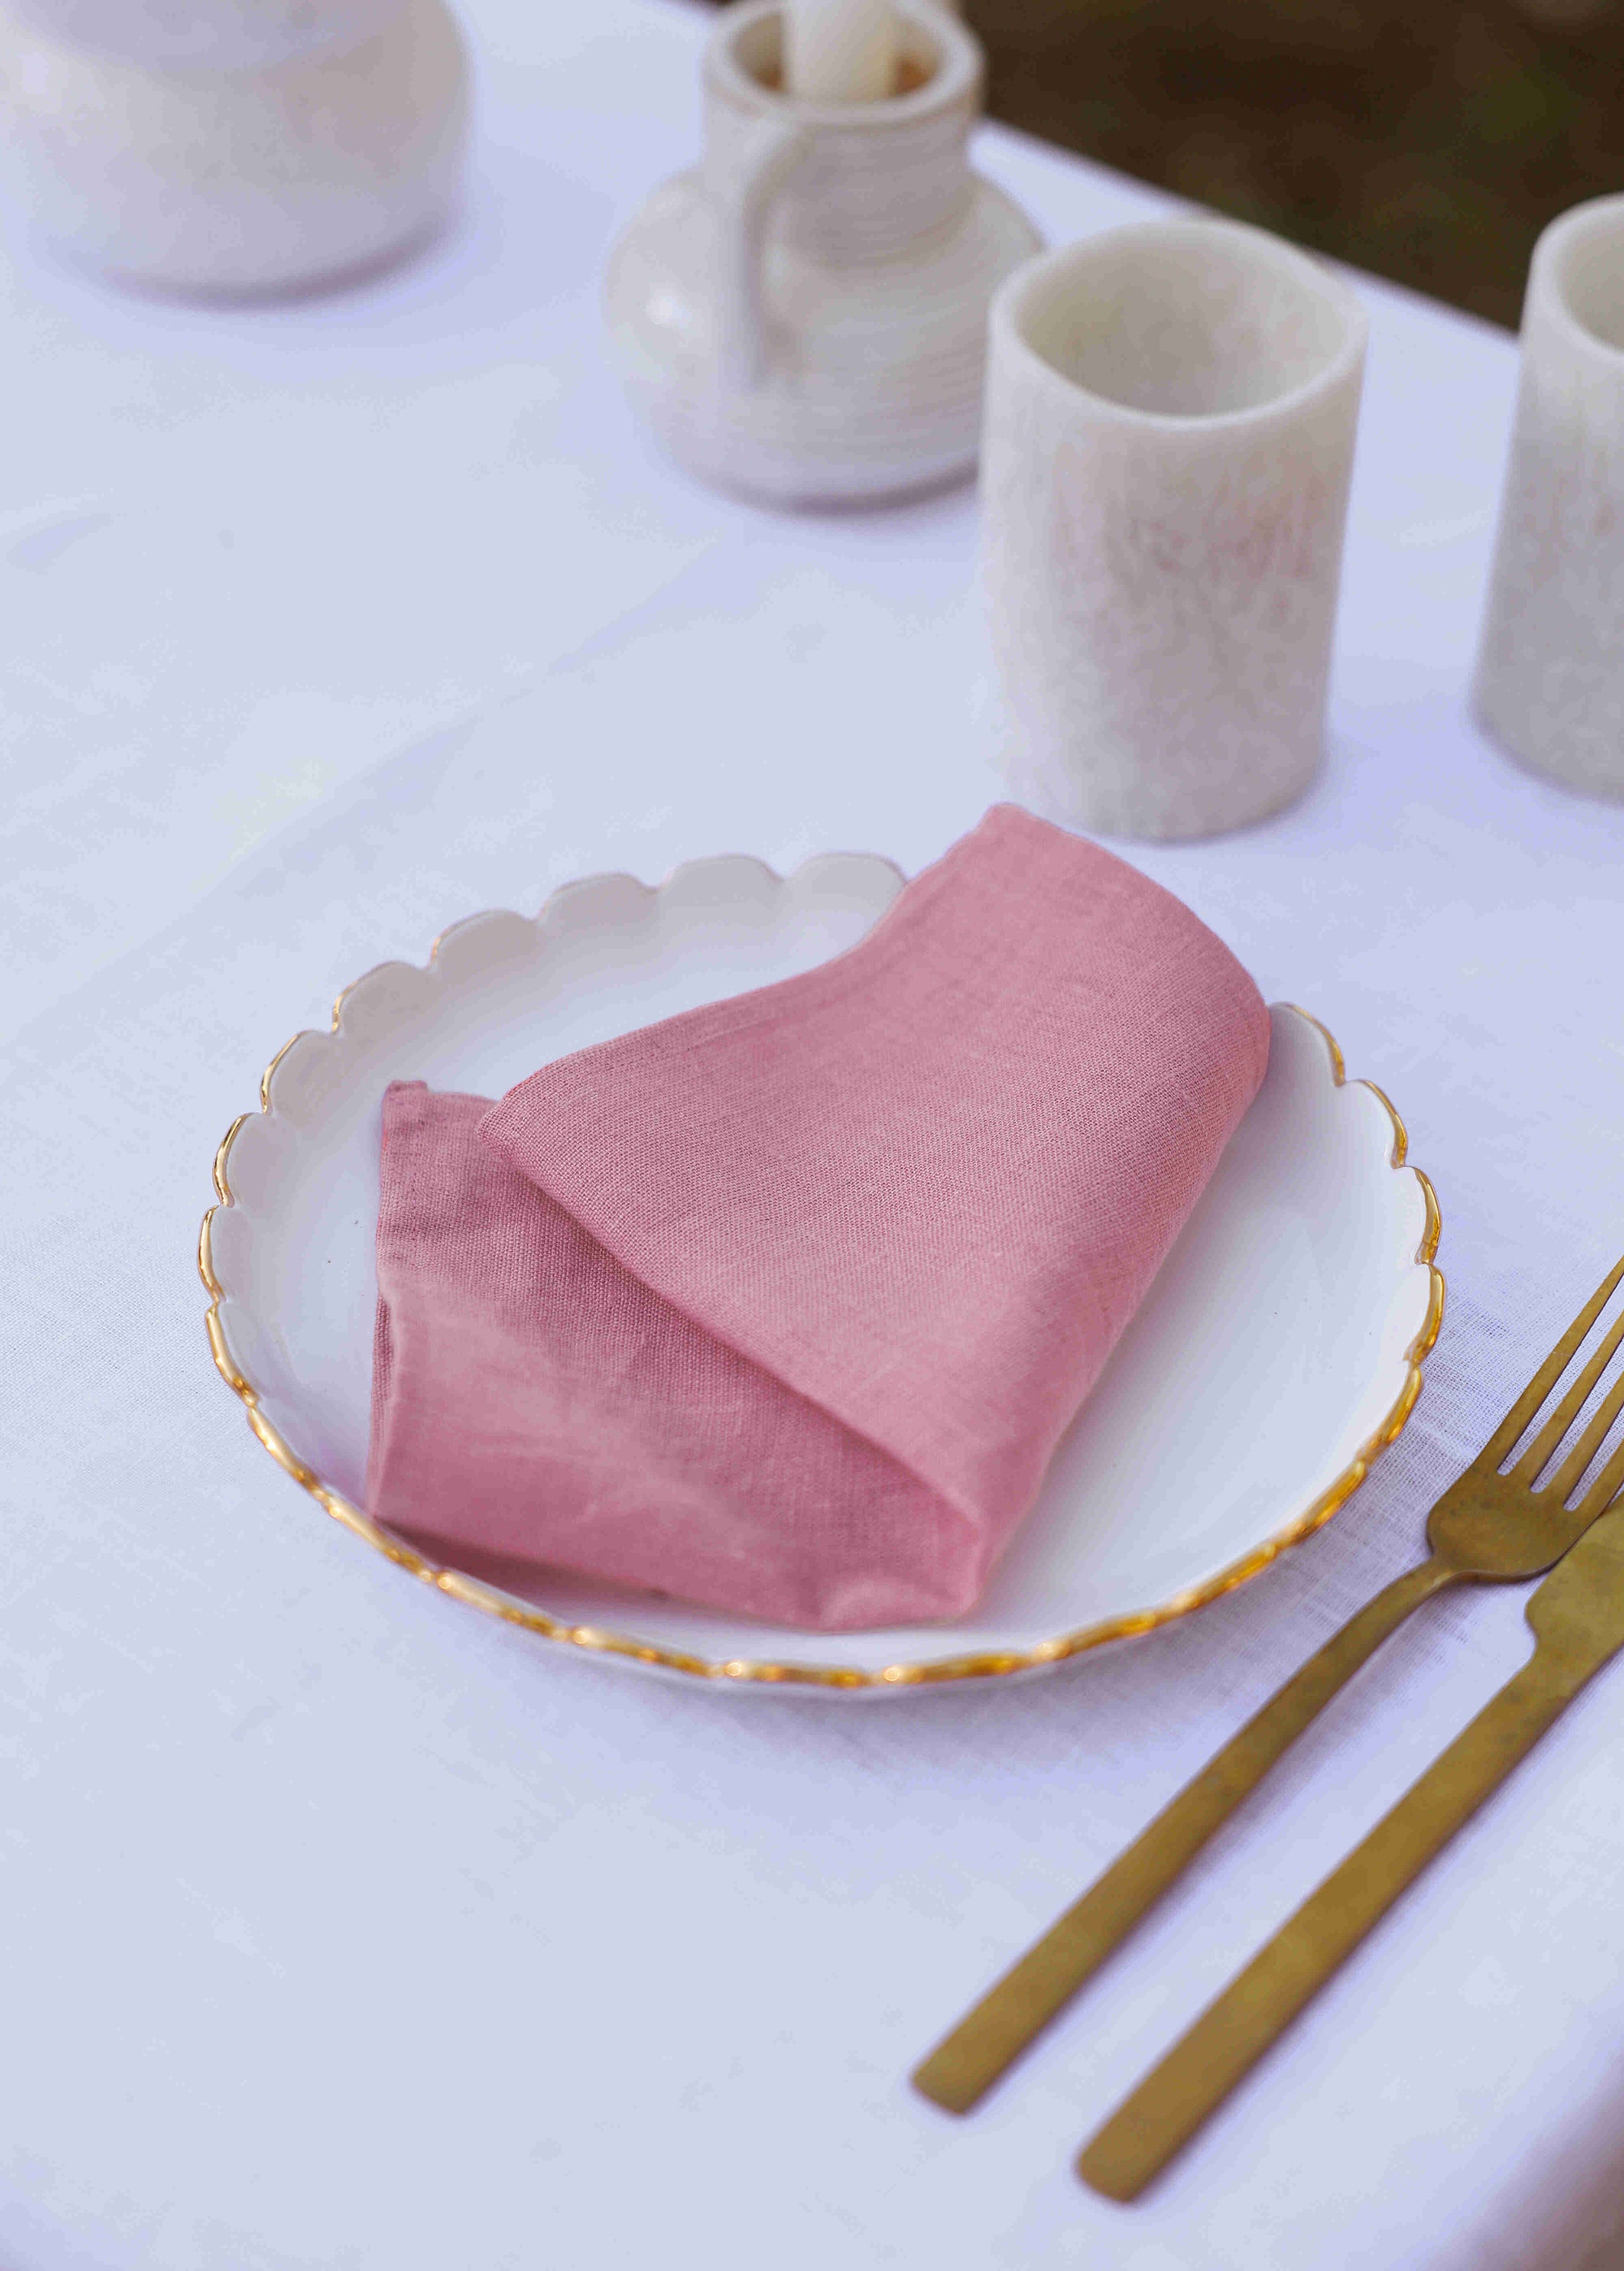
197,858,1444,1694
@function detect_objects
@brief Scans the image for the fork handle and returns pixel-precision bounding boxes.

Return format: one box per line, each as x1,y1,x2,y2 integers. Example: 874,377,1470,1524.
1077,1656,1572,2198
912,1554,1455,2114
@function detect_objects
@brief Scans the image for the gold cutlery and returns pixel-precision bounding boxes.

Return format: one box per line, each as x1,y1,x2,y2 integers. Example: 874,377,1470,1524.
1080,1404,1624,2196
914,1252,1624,2121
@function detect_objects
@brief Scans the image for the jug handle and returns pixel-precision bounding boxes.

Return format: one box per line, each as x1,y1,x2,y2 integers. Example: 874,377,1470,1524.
713,120,810,391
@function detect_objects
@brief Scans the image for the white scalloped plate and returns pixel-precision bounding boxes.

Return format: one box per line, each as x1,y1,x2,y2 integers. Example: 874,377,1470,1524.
200,851,1442,1694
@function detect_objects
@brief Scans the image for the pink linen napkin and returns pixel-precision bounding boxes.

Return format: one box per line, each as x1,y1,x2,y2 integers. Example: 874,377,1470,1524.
367,805,1270,1631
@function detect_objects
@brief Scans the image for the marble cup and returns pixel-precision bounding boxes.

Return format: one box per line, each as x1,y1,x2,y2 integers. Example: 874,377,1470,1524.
1474,196,1624,802
982,219,1368,841
605,0,1041,508
0,0,469,295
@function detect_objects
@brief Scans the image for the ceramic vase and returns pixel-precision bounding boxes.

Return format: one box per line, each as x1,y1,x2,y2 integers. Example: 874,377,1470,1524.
6,0,404,67
981,219,1368,841
604,0,1041,508
0,0,469,295
1474,196,1624,802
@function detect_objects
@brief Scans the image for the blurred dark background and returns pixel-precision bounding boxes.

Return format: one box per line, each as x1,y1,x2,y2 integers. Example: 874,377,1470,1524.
972,0,1624,326
985,0,1624,325
730,0,1624,327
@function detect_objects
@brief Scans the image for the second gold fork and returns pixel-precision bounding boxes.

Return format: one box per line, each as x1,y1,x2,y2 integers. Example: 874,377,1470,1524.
914,1250,1624,2116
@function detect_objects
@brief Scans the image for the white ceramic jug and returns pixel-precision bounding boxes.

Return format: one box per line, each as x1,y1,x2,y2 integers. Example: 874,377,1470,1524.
0,0,468,294
605,0,1041,506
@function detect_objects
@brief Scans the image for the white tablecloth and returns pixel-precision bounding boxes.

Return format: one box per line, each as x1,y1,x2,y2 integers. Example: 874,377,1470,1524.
5,4,1624,2265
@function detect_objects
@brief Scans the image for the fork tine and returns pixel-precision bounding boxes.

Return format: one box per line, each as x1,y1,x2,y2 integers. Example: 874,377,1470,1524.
1547,1361,1624,1506
1514,1304,1624,1483
1482,1252,1624,1469
1579,1433,1624,1524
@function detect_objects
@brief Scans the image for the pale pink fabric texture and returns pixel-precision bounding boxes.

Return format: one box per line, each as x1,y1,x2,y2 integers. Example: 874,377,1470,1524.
367,805,1271,1630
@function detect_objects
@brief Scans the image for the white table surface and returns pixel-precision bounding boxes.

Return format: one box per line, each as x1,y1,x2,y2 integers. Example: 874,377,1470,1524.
5,3,1624,2266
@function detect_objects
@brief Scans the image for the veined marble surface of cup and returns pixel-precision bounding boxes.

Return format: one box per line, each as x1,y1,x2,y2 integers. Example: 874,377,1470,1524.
0,0,469,295
605,0,1041,508
1474,197,1624,802
982,220,1367,841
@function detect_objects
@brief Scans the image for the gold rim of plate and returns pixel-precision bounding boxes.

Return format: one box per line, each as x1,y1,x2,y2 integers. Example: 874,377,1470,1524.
198,896,1445,1691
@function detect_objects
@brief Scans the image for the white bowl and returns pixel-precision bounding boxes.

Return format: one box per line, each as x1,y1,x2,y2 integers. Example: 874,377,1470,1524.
0,0,468,296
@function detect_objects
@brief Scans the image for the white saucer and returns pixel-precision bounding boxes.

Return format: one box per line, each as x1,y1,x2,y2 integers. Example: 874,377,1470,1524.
200,850,1442,1694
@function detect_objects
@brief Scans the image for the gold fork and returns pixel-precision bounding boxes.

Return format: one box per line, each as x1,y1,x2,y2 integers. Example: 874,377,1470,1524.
914,1252,1624,2118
